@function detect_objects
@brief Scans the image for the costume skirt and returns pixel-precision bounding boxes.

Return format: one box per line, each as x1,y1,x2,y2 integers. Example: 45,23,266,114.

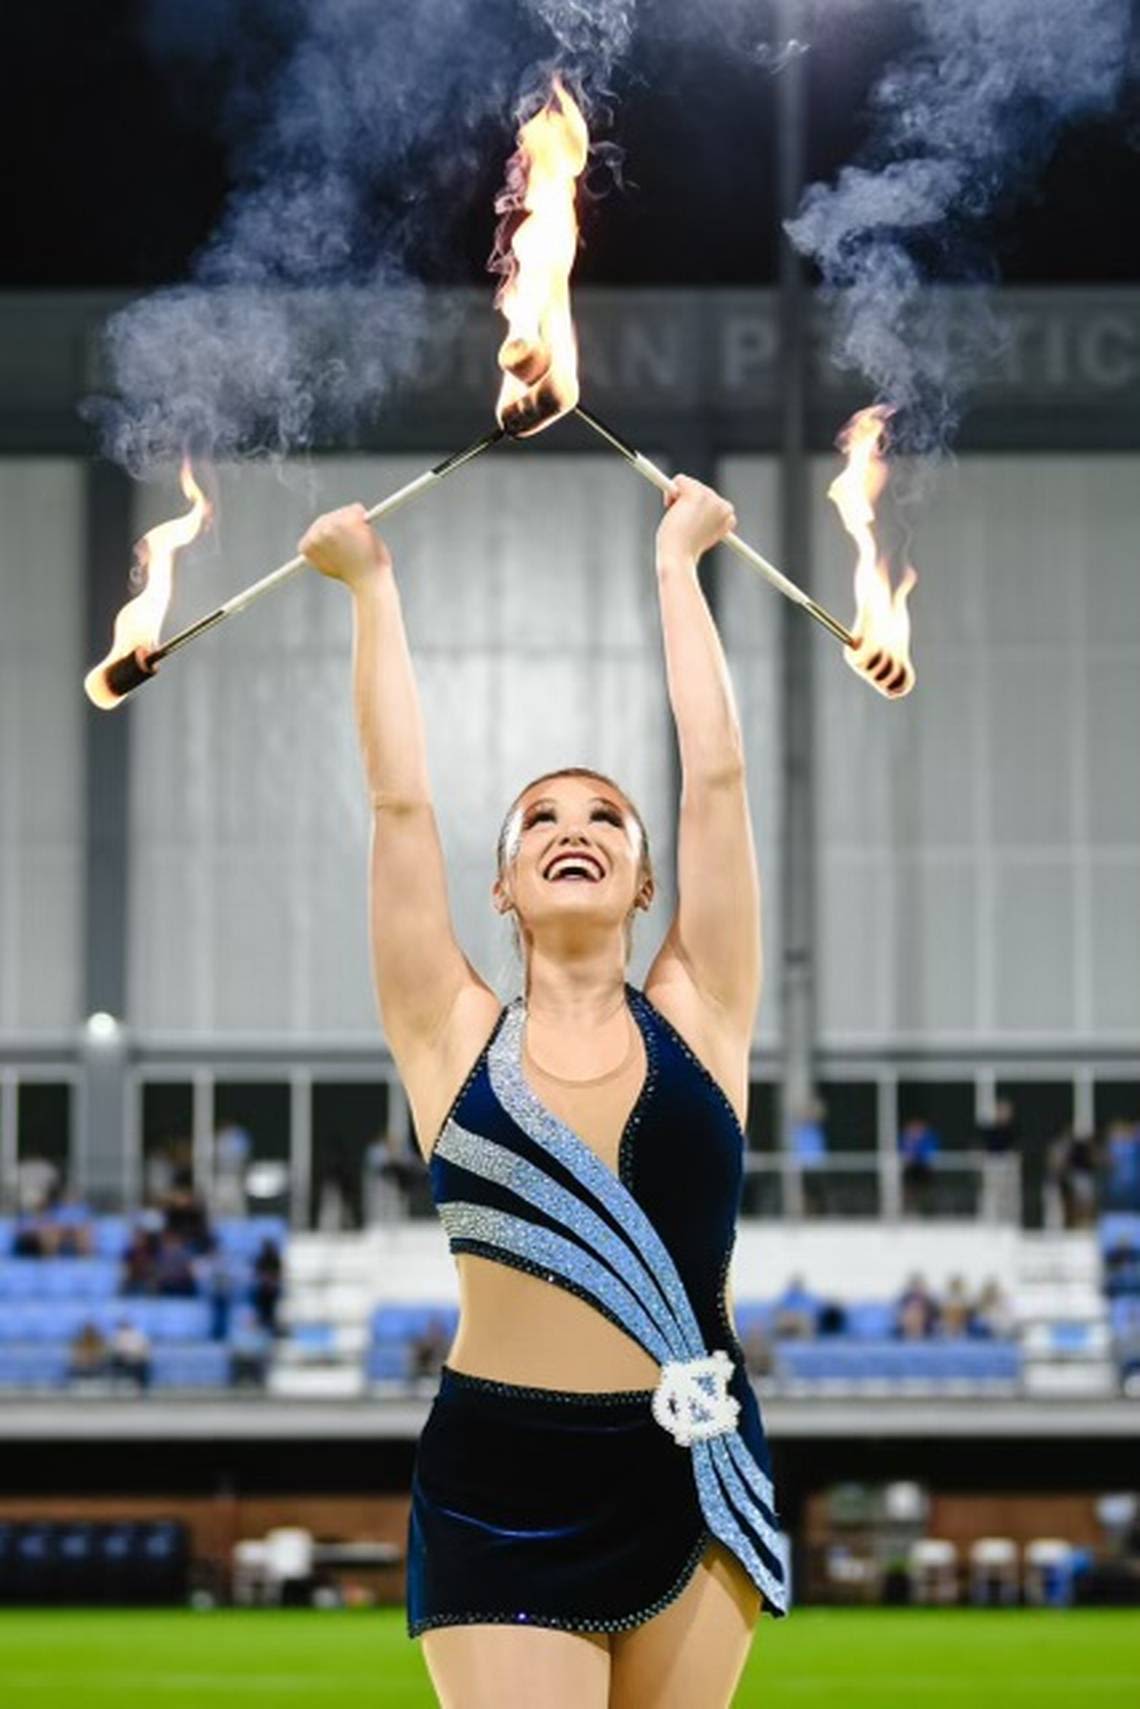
406,1363,715,1638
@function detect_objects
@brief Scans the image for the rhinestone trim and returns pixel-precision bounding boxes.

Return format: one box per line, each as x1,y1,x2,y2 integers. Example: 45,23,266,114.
692,1439,788,1614
439,1362,655,1406
408,1526,714,1639
488,998,706,1358
449,1237,669,1364
426,1003,511,1163
436,1120,687,1349
439,1201,674,1364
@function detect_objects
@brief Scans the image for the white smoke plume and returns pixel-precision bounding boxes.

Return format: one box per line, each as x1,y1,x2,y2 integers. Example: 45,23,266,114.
786,0,1134,451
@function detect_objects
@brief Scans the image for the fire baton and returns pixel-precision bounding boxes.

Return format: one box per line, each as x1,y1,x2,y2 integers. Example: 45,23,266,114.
573,405,856,650
100,427,505,702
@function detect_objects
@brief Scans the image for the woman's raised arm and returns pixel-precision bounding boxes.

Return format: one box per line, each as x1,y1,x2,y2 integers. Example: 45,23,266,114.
300,505,486,1061
643,476,762,1034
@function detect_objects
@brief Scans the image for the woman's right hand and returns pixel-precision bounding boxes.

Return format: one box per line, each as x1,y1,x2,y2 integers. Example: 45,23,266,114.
299,503,393,591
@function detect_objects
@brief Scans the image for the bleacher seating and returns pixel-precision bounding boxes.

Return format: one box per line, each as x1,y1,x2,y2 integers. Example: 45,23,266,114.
360,1294,1022,1393
0,1214,288,1393
774,1338,1020,1390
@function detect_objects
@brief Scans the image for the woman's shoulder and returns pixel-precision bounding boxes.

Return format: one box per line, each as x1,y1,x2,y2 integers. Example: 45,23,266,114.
639,971,751,1131
399,978,509,1165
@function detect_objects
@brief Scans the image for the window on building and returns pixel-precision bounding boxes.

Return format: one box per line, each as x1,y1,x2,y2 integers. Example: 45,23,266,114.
312,1081,391,1230
140,1081,194,1207
17,1082,73,1204
897,1081,977,1151
996,1079,1075,1229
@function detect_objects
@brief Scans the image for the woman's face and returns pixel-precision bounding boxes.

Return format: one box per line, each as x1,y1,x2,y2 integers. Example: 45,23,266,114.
493,774,651,948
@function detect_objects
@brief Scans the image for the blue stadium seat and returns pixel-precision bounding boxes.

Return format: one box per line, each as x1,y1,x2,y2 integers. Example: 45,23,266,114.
0,1262,47,1300
216,1217,288,1259
371,1302,457,1341
3,1302,88,1342
733,1301,777,1338
775,1336,1020,1387
1110,1296,1140,1339
367,1342,413,1381
1099,1213,1140,1254
0,1220,12,1258
39,1260,119,1301
151,1343,230,1389
845,1302,896,1338
91,1298,210,1341
289,1323,335,1357
94,1218,131,1259
0,1344,70,1388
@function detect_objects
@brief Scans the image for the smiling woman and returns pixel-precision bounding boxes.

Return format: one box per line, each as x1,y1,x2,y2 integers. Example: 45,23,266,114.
299,472,783,1708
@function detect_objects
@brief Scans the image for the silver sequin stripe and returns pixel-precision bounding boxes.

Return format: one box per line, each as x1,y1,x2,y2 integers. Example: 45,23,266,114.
709,1435,783,1565
435,1122,688,1355
691,1440,789,1614
723,1427,778,1525
489,1002,706,1357
438,1202,676,1366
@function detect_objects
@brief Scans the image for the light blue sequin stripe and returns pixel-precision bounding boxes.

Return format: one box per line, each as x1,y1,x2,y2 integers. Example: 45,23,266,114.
436,1122,688,1353
708,1436,783,1561
438,1201,676,1366
489,1003,705,1359
691,1442,789,1613
723,1429,778,1524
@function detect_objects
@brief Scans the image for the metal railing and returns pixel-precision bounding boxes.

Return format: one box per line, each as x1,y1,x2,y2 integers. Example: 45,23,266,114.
740,1152,1022,1224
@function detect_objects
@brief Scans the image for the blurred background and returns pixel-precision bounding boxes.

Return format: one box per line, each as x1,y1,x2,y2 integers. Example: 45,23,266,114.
1,1,1139,1703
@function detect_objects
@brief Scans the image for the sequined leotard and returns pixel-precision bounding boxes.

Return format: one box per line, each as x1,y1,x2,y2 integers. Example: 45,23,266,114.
405,980,788,1636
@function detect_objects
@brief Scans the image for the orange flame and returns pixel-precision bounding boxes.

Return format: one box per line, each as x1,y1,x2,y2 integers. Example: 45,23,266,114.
84,458,212,709
491,76,589,437
828,407,917,700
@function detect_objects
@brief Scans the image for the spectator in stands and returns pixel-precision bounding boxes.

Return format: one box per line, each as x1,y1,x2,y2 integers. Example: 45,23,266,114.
977,1098,1018,1155
899,1119,940,1216
121,1225,161,1294
10,1214,46,1258
68,1322,109,1386
109,1320,152,1391
790,1099,829,1215
201,1239,237,1342
410,1313,451,1380
940,1275,972,1338
740,1320,774,1378
16,1154,58,1216
895,1272,940,1340
161,1172,211,1253
229,1307,272,1389
252,1238,283,1335
364,1131,411,1227
213,1122,251,1217
1047,1127,1099,1230
971,1277,1014,1339
772,1275,819,1339
1105,1119,1140,1211
1104,1229,1140,1297
153,1229,197,1297
41,1190,94,1257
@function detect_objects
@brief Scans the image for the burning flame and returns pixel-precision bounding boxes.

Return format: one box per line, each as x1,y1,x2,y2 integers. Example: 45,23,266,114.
828,407,917,700
84,458,212,709
491,75,589,437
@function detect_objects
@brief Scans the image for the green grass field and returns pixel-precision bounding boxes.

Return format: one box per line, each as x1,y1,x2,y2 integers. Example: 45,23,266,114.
0,1608,1135,1706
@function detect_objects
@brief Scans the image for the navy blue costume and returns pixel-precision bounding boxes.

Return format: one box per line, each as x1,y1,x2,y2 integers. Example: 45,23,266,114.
406,981,788,1637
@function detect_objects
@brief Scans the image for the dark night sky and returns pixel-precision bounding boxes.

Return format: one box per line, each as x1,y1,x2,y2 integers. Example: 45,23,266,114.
4,2,1139,292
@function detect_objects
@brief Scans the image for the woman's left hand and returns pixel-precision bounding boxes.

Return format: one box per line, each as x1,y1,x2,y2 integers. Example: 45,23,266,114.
656,474,737,565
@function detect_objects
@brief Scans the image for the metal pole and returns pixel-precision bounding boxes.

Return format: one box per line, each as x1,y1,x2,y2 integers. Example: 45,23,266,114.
776,0,818,1154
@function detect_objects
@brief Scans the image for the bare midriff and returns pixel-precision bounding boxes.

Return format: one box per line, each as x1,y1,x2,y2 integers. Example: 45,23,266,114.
444,1019,664,1392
